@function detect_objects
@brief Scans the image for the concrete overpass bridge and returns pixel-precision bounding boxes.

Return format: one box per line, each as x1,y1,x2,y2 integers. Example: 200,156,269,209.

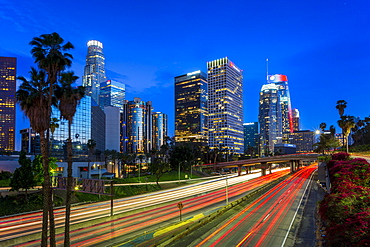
201,153,319,176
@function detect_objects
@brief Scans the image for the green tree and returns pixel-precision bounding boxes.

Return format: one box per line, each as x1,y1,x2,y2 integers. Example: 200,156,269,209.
55,71,84,246
0,170,12,180
32,155,44,185
338,115,356,153
137,154,146,182
149,157,171,187
313,134,340,154
10,151,36,201
170,144,194,171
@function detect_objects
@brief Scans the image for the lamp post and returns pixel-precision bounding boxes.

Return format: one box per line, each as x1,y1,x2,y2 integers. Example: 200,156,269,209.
178,162,181,181
179,160,187,181
138,159,141,183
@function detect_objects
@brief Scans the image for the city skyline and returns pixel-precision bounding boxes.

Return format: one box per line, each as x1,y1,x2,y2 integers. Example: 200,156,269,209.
1,0,369,150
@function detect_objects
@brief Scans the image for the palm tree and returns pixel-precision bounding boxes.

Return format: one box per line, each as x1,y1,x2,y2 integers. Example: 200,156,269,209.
87,139,97,178
29,32,74,247
338,115,356,153
336,100,348,146
16,68,56,246
55,71,84,246
336,100,347,117
319,122,327,132
50,117,59,141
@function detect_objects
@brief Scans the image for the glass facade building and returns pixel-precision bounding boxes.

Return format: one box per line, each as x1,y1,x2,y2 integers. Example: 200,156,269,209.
20,128,40,155
122,98,153,153
243,122,259,156
152,112,168,150
0,57,16,151
292,108,300,132
50,96,105,160
207,57,244,154
83,40,106,105
99,79,126,112
174,70,208,145
283,130,314,153
258,83,282,156
268,74,293,133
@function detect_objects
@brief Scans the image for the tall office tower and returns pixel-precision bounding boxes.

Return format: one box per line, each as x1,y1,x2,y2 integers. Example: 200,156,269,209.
268,74,293,133
174,70,208,145
122,98,153,153
20,128,40,155
258,83,282,156
104,106,120,151
152,112,168,150
83,40,106,105
99,79,125,112
243,122,259,156
0,57,16,151
50,96,106,159
292,108,300,132
207,57,244,154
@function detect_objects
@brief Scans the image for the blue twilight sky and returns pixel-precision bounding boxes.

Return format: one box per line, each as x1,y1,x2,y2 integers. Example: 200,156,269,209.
0,0,369,150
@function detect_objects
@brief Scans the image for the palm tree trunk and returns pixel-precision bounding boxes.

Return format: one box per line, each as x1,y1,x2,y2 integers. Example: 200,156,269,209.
46,129,56,247
40,132,50,247
64,120,73,246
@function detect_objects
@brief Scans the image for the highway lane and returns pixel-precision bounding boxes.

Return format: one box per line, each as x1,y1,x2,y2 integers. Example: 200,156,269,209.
191,164,316,247
0,168,289,246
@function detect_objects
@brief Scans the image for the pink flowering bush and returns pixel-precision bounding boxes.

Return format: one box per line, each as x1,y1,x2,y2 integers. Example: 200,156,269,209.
331,152,351,161
319,154,370,246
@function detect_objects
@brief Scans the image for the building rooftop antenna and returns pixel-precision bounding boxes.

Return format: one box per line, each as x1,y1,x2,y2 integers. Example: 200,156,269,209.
266,58,269,83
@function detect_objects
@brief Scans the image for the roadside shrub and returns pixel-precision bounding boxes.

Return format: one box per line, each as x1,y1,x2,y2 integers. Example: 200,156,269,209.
319,155,370,246
331,152,350,161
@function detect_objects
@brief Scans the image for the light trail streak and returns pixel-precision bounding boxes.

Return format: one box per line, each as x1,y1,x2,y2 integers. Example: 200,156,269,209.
280,169,316,247
14,170,289,246
196,165,316,247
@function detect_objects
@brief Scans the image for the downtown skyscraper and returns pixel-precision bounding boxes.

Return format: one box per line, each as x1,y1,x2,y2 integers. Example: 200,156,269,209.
122,98,153,153
259,74,293,156
258,83,281,156
0,57,16,151
99,79,126,112
268,74,293,133
207,57,244,154
152,112,168,150
174,70,208,145
83,40,106,105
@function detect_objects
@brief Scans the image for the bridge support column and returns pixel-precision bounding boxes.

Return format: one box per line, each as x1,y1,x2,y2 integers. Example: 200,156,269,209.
245,166,249,174
290,160,296,173
238,165,242,176
297,160,302,169
269,164,272,174
261,162,267,176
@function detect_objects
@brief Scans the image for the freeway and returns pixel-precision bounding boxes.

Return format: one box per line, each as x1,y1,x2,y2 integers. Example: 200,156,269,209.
181,164,316,247
0,169,290,246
